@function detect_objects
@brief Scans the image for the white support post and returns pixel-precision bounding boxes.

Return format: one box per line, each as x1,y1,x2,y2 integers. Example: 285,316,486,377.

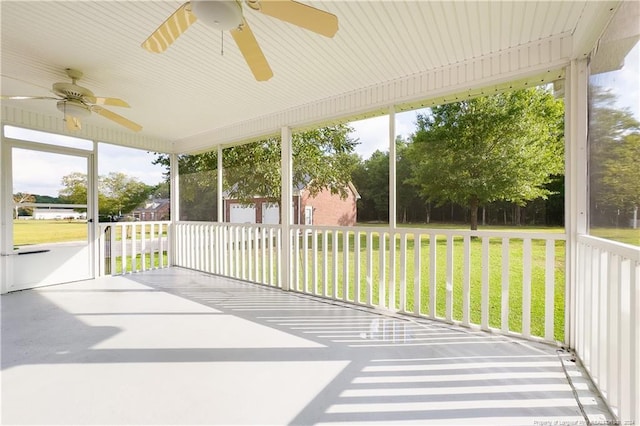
388,107,397,309
217,145,223,222
281,126,293,291
0,129,13,294
90,141,99,279
565,58,589,348
170,153,179,267
389,106,397,228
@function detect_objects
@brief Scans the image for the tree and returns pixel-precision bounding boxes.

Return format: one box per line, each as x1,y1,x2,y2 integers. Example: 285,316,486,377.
395,137,423,223
154,124,359,221
588,85,640,226
406,87,564,230
350,137,423,223
58,172,88,205
596,133,640,220
59,172,154,218
99,172,154,217
351,149,389,221
13,192,35,218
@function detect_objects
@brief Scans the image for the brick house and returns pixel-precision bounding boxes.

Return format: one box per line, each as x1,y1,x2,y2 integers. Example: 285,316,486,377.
133,198,170,221
225,183,360,226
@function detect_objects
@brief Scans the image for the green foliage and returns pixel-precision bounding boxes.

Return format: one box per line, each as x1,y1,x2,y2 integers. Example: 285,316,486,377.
12,192,35,218
351,149,389,220
99,172,154,217
406,87,565,229
599,133,640,210
59,172,87,204
154,125,359,219
34,195,65,204
59,172,154,217
588,85,640,224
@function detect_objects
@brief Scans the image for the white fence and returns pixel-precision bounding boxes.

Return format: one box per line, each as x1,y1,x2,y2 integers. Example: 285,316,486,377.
576,235,639,423
173,222,566,343
174,222,282,286
97,221,170,276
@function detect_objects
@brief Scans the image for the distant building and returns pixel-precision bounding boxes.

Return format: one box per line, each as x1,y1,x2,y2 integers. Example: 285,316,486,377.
225,183,360,226
133,198,170,221
33,208,85,220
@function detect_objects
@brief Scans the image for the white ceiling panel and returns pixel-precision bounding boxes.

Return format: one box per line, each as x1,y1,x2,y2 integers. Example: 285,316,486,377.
1,1,622,153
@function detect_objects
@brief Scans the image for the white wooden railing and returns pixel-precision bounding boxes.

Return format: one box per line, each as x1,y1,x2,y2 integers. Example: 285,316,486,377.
575,235,639,423
173,222,566,343
289,225,566,343
174,222,282,286
97,221,170,276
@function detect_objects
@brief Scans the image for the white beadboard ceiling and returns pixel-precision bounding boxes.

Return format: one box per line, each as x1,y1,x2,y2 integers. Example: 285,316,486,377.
1,1,620,153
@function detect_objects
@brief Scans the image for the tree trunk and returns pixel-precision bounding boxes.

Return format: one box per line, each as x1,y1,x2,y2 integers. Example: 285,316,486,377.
514,205,522,226
469,196,479,231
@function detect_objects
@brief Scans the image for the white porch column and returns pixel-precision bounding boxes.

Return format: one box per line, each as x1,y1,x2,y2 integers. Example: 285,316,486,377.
90,141,99,278
169,153,179,266
281,126,293,291
0,129,13,294
389,107,397,228
565,58,589,348
388,107,397,309
217,145,223,222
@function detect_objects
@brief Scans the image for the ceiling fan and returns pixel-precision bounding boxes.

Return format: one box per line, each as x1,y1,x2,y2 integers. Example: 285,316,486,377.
142,0,339,81
1,68,142,132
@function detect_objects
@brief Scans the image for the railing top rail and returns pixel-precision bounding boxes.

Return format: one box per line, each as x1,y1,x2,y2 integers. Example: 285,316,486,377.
577,234,640,261
175,221,566,241
176,221,281,230
98,220,171,229
288,224,566,240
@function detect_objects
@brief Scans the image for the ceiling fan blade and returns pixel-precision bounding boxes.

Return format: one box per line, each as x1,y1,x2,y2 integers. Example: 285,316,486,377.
1,95,59,100
92,106,142,132
84,96,130,108
142,2,197,53
65,115,82,131
230,19,273,82
257,0,338,38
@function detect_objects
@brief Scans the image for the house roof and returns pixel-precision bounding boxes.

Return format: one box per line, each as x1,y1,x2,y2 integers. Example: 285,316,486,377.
134,199,171,212
1,1,620,154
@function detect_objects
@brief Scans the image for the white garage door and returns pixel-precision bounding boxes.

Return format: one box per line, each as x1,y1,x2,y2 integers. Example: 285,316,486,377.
262,202,280,224
230,203,256,223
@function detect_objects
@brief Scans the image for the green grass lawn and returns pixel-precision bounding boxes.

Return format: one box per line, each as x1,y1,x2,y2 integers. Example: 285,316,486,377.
111,252,169,274
241,227,566,341
589,227,640,246
13,220,168,246
13,220,87,246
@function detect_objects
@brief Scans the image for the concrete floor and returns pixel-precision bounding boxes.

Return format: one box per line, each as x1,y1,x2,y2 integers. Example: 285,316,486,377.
2,267,612,425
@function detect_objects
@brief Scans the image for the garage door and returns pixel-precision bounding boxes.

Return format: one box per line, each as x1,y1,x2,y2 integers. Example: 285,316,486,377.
262,202,279,224
229,203,256,223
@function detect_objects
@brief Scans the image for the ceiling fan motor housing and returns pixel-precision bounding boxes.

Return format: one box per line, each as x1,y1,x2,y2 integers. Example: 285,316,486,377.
52,82,94,101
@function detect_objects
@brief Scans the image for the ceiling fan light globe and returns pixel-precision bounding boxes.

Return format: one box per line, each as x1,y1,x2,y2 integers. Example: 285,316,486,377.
192,0,243,31
56,100,91,117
